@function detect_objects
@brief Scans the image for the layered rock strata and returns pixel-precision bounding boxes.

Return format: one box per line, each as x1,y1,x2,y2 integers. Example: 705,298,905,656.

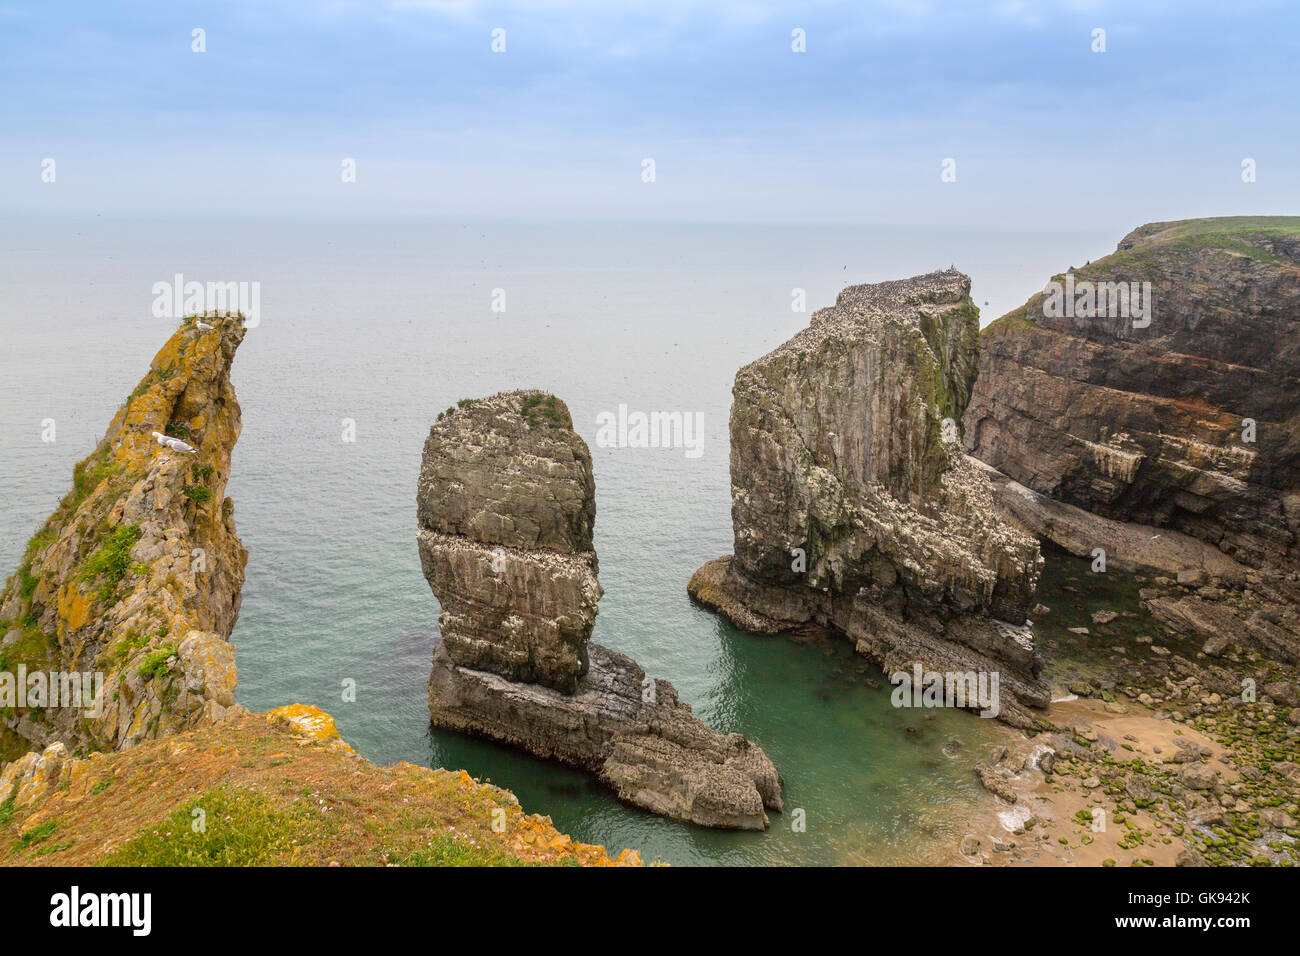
964,217,1300,571
688,270,1050,727
0,314,248,754
964,218,1300,663
420,391,782,829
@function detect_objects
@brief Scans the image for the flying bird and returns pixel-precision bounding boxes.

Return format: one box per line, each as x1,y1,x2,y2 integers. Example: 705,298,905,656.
152,431,196,454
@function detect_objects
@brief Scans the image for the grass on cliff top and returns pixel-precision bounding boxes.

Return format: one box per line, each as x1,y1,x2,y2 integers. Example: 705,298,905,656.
520,392,569,428
979,216,1300,339
0,714,585,867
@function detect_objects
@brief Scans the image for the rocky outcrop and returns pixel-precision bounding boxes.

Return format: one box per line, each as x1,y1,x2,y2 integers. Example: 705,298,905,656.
964,218,1300,664
688,270,1050,727
0,314,247,754
964,217,1300,572
417,392,598,694
419,391,782,829
0,703,643,867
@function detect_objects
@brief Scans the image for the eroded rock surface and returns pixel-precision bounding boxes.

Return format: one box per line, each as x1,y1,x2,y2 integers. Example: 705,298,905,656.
419,391,782,829
688,270,1050,726
964,218,1300,664
964,217,1300,571
0,314,248,754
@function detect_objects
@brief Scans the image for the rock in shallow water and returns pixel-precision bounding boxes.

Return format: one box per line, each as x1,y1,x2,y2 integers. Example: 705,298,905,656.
419,390,782,829
689,270,1050,726
428,642,782,830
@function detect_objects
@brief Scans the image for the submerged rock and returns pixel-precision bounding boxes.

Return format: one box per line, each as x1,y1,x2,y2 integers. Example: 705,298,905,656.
419,391,782,829
688,270,1049,726
0,314,248,753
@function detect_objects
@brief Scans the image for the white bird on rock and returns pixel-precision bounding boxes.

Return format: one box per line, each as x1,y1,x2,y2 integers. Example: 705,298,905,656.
195,320,214,331
152,431,196,454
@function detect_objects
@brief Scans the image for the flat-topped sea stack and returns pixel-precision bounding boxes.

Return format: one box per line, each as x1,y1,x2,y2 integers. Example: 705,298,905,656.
419,391,783,830
0,313,247,755
964,217,1300,663
689,270,1049,727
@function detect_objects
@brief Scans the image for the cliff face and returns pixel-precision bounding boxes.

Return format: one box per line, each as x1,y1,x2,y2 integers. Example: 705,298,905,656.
689,270,1049,726
420,391,783,829
965,217,1300,572
0,315,247,754
417,393,598,693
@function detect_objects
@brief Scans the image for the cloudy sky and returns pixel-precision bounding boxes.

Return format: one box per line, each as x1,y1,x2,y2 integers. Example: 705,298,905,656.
2,0,1297,225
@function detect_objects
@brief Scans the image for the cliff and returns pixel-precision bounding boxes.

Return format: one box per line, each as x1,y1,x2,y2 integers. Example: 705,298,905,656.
0,704,640,866
0,314,247,755
420,391,783,829
0,323,643,867
688,270,1049,726
965,217,1300,571
964,218,1300,664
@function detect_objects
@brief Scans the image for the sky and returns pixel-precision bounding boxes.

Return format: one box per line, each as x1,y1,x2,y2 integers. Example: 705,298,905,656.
1,0,1297,225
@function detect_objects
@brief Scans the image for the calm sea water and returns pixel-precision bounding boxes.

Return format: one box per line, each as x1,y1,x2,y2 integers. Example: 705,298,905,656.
0,216,1118,865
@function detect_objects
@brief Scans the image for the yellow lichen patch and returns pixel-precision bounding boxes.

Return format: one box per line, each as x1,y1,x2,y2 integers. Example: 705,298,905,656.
266,704,353,754
0,711,646,868
57,584,95,634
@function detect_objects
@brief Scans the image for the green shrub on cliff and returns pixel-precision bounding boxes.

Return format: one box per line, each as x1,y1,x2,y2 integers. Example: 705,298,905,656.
137,642,178,680
79,524,142,602
182,485,213,505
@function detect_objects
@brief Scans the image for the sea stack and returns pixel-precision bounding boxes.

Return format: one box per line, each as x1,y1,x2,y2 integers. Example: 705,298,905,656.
964,217,1300,662
0,314,247,753
688,270,1050,726
419,391,783,830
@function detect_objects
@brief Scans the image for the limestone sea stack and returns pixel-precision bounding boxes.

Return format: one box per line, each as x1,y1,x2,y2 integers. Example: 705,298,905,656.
419,391,783,830
688,270,1050,727
964,217,1300,663
0,314,247,754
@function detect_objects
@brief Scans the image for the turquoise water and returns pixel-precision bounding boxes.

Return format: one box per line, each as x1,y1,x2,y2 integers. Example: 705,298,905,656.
0,215,1120,864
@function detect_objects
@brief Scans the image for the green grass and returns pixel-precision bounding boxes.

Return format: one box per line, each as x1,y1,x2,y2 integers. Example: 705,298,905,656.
520,393,569,428
99,789,316,866
390,839,539,867
78,523,142,602
136,642,178,680
0,623,53,673
17,821,57,848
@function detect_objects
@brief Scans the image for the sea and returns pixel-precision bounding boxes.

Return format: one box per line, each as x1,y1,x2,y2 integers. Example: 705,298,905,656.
0,215,1120,864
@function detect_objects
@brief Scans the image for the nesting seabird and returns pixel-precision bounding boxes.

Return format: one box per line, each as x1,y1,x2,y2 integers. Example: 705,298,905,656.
195,321,215,331
152,431,197,454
